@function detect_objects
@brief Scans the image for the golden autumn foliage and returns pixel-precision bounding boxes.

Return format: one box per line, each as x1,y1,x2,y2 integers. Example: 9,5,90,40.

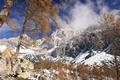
0,0,16,31
34,59,70,70
16,77,30,80
25,56,118,80
99,12,120,34
99,12,116,27
26,0,59,33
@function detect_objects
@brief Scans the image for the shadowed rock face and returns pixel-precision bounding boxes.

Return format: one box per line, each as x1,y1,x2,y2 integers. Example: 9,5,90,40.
65,26,120,58
65,33,101,58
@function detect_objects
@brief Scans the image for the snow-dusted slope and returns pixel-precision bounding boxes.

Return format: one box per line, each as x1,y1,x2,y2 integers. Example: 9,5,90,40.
74,51,114,66
83,52,114,65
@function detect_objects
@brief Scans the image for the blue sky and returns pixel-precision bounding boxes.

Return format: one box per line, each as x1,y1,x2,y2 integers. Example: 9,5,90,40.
0,0,120,39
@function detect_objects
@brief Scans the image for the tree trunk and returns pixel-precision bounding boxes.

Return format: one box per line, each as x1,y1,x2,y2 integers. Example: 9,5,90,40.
16,18,28,54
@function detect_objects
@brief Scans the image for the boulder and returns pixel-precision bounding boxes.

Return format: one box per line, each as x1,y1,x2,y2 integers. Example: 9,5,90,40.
2,48,15,58
0,57,7,75
20,58,34,70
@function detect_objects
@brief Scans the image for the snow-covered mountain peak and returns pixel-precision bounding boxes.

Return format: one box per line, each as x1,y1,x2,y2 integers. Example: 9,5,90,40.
0,31,116,67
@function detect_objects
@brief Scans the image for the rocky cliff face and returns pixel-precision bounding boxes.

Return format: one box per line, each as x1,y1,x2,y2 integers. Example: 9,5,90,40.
65,25,120,58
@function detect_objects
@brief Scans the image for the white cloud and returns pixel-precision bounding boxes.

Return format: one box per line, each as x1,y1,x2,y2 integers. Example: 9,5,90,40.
69,2,98,32
59,1,99,33
59,0,120,33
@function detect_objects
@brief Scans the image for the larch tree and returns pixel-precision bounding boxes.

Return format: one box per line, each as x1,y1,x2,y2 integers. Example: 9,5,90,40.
99,12,120,80
16,0,59,53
